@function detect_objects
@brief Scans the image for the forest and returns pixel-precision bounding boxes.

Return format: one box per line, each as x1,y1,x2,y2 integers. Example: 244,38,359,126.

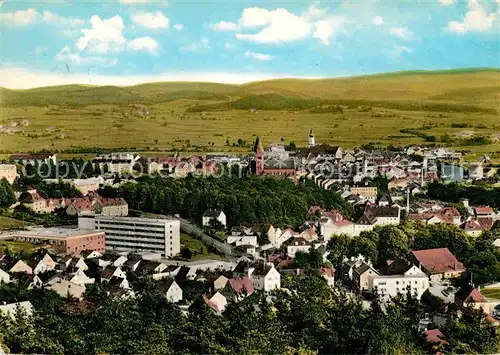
0,271,498,355
100,175,353,229
427,182,500,208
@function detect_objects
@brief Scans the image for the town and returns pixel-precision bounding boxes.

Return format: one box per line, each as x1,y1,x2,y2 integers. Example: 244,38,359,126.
0,130,499,354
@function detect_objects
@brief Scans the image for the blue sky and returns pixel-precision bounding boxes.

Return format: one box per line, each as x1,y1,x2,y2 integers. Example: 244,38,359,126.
1,0,499,88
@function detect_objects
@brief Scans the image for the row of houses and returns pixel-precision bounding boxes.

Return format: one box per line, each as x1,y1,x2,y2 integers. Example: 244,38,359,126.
17,188,128,216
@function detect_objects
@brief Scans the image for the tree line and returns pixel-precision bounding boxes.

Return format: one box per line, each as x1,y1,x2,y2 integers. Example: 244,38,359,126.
427,182,500,208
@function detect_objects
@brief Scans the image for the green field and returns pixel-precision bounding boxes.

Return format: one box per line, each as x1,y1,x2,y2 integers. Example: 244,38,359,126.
1,68,499,161
180,233,225,260
0,216,31,230
0,241,38,253
482,288,500,300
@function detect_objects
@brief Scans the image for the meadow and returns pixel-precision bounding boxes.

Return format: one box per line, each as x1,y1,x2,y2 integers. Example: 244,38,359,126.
1,68,499,162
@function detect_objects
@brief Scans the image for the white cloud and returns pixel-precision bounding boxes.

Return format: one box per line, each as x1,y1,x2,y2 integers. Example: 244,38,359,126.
181,37,210,52
120,0,149,4
372,16,384,26
391,45,413,58
0,8,37,25
312,17,346,45
447,0,496,33
127,36,159,54
0,66,322,89
313,21,333,45
224,42,235,50
245,50,273,61
42,11,85,27
236,8,311,44
76,15,126,53
55,46,118,66
390,27,413,40
211,21,239,31
439,0,456,5
174,24,184,31
131,11,169,29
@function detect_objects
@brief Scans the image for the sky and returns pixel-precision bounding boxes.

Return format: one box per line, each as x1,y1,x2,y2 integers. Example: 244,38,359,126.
0,0,499,88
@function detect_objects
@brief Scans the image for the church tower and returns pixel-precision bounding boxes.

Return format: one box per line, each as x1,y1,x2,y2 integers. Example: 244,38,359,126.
254,136,264,174
308,128,316,148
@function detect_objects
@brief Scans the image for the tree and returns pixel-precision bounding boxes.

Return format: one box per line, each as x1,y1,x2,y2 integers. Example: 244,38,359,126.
180,246,192,260
0,178,16,208
326,234,351,268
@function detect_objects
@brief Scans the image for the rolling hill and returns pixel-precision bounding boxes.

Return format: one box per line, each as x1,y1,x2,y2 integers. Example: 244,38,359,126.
1,68,499,161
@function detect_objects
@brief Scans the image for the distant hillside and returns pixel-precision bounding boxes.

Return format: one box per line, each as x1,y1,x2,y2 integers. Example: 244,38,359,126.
1,68,498,109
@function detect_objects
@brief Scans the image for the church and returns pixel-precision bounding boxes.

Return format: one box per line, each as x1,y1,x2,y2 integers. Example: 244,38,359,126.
252,136,296,176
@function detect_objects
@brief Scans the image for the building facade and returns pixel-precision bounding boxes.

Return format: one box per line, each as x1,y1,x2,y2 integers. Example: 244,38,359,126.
12,227,105,255
0,164,18,184
87,216,180,257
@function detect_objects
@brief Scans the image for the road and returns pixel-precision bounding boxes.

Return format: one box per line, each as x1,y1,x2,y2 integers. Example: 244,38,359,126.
178,217,235,256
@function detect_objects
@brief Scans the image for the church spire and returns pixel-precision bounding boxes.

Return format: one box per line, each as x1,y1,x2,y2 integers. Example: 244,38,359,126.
308,128,316,148
253,136,263,153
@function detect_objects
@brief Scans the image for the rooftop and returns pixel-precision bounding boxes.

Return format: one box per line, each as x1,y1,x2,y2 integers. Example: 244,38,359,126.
17,227,101,239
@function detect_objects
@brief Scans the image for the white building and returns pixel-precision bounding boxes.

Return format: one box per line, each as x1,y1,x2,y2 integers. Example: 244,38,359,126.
226,235,258,247
202,210,227,227
80,215,181,258
248,262,281,292
0,164,18,184
372,265,429,300
267,226,295,247
284,237,313,258
92,152,140,174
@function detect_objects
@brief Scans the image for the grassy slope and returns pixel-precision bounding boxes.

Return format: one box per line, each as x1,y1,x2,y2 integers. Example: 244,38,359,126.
1,68,499,160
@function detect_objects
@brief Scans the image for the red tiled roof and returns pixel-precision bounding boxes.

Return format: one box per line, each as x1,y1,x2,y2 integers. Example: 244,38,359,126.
466,288,488,303
319,267,335,278
228,276,254,295
411,248,465,274
475,206,494,214
461,218,493,232
202,295,220,314
10,153,52,159
98,197,127,207
424,329,448,345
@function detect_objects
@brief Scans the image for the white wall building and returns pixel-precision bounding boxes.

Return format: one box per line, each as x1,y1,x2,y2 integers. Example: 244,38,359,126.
372,265,429,300
81,215,181,258
202,210,227,227
248,263,281,292
0,164,18,184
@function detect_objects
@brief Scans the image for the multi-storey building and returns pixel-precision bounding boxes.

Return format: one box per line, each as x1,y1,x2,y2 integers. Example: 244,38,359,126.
80,215,180,257
0,164,18,184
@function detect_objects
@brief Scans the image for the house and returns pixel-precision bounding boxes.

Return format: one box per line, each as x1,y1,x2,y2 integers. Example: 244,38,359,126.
0,301,34,319
41,254,57,270
202,210,227,227
423,329,448,352
9,260,32,275
0,268,10,284
475,206,495,218
226,235,258,248
319,267,335,286
69,258,89,272
9,153,56,166
320,211,355,239
468,163,484,180
267,226,296,247
409,207,461,225
213,275,229,290
455,286,491,313
47,280,86,300
94,197,128,216
411,248,466,282
284,237,313,258
0,164,18,184
353,262,380,292
354,206,400,235
206,291,227,313
460,218,494,237
350,186,378,201
112,255,128,267
104,276,131,290
69,270,95,286
122,258,141,272
139,261,168,276
81,250,102,259
221,276,255,302
201,294,223,315
248,262,281,292
32,259,52,275
157,278,183,303
372,261,429,300
101,266,126,282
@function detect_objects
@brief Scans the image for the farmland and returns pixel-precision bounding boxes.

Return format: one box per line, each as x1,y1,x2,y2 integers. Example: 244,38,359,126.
1,68,499,161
